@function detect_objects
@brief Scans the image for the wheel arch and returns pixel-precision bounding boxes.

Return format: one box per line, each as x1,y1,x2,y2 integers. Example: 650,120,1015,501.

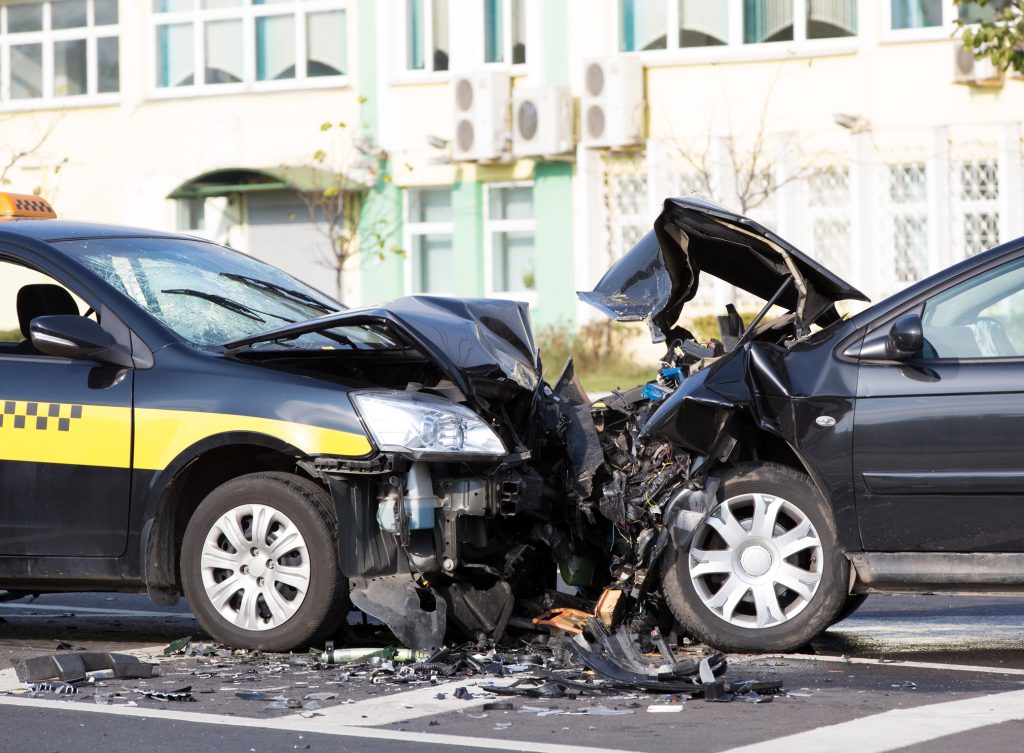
139,432,320,602
731,415,860,552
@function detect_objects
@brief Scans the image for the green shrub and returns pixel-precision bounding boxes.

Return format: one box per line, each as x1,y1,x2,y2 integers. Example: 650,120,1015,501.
0,328,20,342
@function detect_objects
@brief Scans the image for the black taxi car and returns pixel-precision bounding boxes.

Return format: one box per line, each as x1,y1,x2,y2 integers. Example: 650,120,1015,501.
0,192,580,652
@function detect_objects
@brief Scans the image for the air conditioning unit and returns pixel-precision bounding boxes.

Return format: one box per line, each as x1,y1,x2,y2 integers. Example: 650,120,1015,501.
512,86,574,157
953,41,1004,87
580,56,644,148
451,71,511,162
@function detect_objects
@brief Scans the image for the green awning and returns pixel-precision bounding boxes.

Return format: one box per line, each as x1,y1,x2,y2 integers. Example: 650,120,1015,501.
168,167,365,200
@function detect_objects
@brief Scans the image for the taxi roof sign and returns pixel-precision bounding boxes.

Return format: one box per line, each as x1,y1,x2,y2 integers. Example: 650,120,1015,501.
0,192,56,219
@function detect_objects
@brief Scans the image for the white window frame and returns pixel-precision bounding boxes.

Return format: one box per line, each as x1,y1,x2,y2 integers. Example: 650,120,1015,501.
0,0,121,111
483,180,536,303
403,186,455,296
148,0,349,99
480,0,527,71
614,0,860,67
396,0,450,83
881,0,957,42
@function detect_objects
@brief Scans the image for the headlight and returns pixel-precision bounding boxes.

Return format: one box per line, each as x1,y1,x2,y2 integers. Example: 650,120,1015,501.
351,391,506,456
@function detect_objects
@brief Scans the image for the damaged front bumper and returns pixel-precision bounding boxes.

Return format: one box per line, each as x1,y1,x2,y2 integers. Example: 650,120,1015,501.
313,452,551,648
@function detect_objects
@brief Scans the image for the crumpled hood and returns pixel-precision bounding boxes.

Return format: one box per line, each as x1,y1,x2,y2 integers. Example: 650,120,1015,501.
579,197,869,341
225,295,541,403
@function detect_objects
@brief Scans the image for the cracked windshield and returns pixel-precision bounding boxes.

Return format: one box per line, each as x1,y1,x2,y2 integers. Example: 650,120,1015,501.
64,237,399,350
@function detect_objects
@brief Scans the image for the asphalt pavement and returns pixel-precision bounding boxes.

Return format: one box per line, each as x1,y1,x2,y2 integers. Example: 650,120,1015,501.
2,592,1024,753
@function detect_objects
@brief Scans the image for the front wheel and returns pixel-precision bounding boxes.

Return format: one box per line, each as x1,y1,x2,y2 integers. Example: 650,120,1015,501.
181,472,348,652
661,463,848,653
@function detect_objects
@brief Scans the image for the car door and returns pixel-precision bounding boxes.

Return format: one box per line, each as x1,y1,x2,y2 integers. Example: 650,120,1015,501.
0,254,133,557
853,253,1024,552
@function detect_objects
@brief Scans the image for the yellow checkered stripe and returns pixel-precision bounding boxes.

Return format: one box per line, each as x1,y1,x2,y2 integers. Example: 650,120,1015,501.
0,399,371,470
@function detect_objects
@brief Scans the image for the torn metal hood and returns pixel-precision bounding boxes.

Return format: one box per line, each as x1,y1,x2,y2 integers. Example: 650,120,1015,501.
225,295,541,400
579,197,869,340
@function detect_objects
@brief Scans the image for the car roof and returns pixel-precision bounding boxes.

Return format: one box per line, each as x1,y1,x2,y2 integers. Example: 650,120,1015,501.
0,219,200,245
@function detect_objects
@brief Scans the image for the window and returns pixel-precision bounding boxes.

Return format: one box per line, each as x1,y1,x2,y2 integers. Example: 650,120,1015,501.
0,259,92,350
890,0,943,29
69,237,403,351
744,0,793,43
888,163,929,283
486,184,535,294
406,0,448,72
956,158,1000,257
805,167,852,281
619,0,855,52
921,257,1024,359
152,0,348,91
0,0,120,105
407,188,453,294
484,0,526,64
958,0,1013,24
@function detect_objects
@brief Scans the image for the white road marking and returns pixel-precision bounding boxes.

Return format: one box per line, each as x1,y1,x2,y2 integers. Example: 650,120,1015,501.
748,653,1024,676
280,679,510,727
0,603,192,619
0,695,644,753
718,688,1024,753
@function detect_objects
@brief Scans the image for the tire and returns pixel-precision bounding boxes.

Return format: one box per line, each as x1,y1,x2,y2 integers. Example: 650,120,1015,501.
661,462,847,653
181,472,348,652
830,593,868,626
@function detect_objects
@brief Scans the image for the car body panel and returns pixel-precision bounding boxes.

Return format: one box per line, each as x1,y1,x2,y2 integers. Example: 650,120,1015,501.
579,198,868,340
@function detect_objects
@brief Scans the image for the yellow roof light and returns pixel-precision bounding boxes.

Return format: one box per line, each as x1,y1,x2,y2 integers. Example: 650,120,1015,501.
0,192,56,219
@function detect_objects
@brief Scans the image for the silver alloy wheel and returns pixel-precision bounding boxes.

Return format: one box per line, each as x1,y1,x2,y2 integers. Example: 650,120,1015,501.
688,492,823,629
199,503,311,631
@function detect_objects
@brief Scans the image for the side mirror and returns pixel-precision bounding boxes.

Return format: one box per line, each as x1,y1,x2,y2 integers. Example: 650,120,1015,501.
30,315,134,368
887,313,923,360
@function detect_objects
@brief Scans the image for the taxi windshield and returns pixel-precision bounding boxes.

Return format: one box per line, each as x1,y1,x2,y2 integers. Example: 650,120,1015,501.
61,237,401,351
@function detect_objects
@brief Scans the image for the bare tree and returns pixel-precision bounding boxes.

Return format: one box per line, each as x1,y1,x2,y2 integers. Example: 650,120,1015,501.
293,107,403,301
0,116,65,194
665,74,830,215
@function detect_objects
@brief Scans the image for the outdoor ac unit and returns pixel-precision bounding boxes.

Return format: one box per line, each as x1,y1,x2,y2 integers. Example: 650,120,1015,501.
580,56,644,148
512,86,574,157
953,41,1004,87
451,71,511,162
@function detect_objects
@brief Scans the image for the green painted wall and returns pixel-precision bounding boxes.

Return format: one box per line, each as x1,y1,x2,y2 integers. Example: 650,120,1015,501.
356,0,405,305
451,177,485,295
532,161,576,327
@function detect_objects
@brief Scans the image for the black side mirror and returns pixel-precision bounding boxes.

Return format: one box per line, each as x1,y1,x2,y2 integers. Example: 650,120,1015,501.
30,315,134,368
887,313,924,360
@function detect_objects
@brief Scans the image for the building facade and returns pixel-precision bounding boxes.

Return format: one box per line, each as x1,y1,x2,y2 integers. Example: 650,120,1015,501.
1,0,1022,330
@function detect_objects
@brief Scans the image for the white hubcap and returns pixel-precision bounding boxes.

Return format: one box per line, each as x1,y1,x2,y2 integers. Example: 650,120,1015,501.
740,545,773,577
200,503,311,632
689,492,824,629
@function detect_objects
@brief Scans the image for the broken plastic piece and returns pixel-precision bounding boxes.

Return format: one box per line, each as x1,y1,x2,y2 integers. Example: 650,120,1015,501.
163,636,193,655
137,686,195,702
595,589,625,630
647,704,683,713
531,608,593,636
483,701,515,711
15,652,155,683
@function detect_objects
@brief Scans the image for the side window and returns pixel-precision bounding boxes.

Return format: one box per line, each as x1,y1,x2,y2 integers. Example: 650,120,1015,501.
921,257,1024,359
0,258,92,352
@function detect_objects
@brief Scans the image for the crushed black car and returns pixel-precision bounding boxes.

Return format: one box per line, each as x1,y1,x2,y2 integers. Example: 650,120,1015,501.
6,192,1024,653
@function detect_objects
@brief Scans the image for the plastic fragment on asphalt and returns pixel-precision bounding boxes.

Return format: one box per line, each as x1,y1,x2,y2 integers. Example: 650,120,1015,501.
647,704,683,713
303,692,337,701
15,652,155,683
483,701,515,711
163,636,193,655
136,686,195,702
